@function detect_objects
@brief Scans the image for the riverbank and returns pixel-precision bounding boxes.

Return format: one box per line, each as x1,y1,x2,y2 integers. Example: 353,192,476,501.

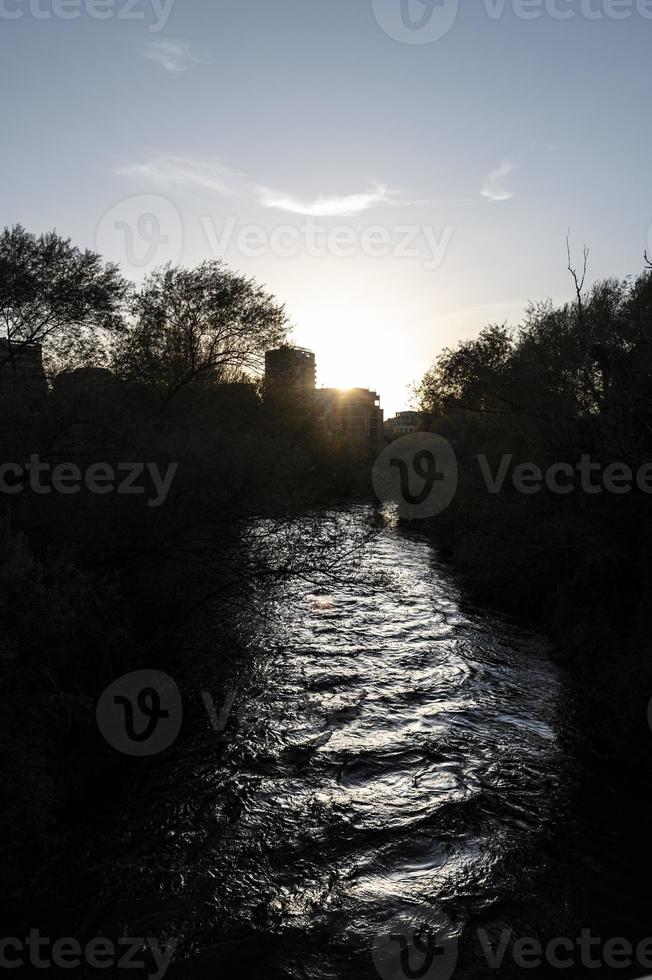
422,511,652,763
414,509,652,964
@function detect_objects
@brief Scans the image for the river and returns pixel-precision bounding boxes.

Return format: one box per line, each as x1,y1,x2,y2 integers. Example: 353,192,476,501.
39,507,644,979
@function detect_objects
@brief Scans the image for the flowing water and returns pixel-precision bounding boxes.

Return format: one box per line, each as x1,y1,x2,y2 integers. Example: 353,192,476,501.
39,507,634,978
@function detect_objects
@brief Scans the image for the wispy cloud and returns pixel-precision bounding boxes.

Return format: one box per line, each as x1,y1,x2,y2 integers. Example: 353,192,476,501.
257,182,398,217
144,41,200,73
481,161,515,202
116,155,402,217
116,156,242,196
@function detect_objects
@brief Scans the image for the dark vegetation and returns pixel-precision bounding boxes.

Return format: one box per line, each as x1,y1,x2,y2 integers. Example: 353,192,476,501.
0,226,369,917
417,251,652,769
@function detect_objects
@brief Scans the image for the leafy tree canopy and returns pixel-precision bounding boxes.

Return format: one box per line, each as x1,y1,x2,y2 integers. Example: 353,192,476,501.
0,225,127,373
114,261,288,408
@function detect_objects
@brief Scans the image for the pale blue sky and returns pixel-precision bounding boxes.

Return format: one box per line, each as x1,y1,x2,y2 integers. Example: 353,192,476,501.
1,0,650,413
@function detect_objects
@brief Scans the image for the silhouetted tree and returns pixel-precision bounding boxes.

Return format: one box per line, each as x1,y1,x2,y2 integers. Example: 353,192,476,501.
0,225,127,374
416,265,652,631
114,261,288,408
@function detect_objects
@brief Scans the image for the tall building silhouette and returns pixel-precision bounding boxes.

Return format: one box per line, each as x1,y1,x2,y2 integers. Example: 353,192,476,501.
264,345,383,451
264,346,316,393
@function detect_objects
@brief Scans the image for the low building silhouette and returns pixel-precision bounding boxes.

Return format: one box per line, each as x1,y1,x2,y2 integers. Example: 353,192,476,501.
0,338,47,402
315,387,384,452
384,410,422,441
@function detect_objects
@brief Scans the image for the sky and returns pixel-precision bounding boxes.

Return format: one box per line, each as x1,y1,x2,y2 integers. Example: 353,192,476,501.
1,0,651,415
